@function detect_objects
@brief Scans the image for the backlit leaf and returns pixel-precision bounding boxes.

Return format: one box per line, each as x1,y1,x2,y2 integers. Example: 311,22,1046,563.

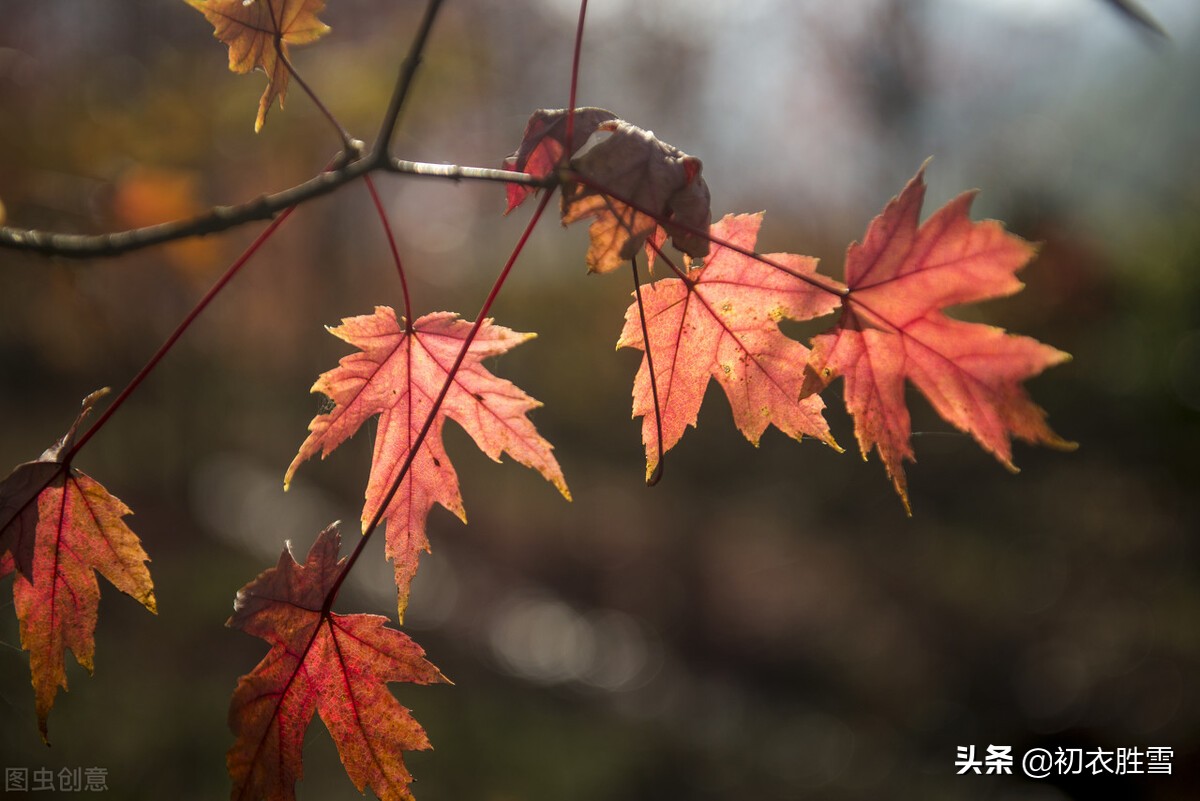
618,213,841,480
186,0,331,131
227,524,446,801
286,308,569,620
804,166,1075,513
0,390,155,742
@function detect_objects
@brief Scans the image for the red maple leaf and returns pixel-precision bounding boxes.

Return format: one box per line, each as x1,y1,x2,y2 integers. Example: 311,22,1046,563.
227,523,446,801
0,390,155,742
285,308,569,620
804,166,1076,513
618,213,842,480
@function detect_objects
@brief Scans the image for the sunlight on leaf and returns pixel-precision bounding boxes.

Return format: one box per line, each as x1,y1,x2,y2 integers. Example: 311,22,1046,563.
185,0,331,131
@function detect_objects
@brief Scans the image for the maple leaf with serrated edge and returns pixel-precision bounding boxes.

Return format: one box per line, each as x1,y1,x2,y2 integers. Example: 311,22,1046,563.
0,389,155,742
286,308,570,621
227,523,446,801
803,166,1076,514
618,213,842,481
185,0,330,132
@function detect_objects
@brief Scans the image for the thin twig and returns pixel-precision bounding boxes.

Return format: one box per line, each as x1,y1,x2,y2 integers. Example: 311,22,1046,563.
1100,0,1168,38
0,161,551,260
277,40,362,158
629,254,665,486
363,175,414,324
370,0,446,165
322,190,556,614
385,159,541,184
564,0,589,150
0,210,299,537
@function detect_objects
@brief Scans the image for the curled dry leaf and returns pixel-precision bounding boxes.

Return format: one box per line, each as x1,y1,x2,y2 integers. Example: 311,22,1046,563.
0,389,155,742
563,119,711,274
503,109,712,274
804,166,1075,513
227,524,446,801
185,0,331,132
502,107,618,213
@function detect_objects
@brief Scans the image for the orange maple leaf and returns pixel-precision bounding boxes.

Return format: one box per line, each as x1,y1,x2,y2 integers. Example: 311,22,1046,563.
285,308,570,620
185,0,331,132
618,213,842,481
0,390,155,742
227,523,446,801
804,166,1076,513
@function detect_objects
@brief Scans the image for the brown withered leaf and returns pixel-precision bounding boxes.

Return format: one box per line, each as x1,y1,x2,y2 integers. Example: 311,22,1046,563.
501,107,618,213
502,110,712,274
562,119,711,274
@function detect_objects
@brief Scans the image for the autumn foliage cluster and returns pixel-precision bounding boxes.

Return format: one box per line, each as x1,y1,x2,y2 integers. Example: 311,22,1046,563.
0,1,1075,799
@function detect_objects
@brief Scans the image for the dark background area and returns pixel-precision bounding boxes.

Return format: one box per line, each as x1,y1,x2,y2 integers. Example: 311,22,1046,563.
1,1,1198,799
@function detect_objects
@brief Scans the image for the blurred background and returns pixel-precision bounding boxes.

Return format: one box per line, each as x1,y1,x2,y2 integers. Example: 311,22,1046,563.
1,0,1198,799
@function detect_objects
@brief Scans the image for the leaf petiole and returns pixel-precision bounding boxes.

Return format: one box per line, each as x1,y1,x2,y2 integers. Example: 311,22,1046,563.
630,254,665,486
566,169,850,299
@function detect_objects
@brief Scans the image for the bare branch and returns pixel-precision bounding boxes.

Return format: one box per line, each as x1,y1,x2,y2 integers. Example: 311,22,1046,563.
370,0,446,165
0,161,552,260
386,159,550,185
277,38,363,158
1099,0,1168,38
0,0,513,262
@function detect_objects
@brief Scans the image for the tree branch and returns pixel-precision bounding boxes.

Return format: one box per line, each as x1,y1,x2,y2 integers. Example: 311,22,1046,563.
0,160,552,260
370,0,445,165
0,0,538,262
